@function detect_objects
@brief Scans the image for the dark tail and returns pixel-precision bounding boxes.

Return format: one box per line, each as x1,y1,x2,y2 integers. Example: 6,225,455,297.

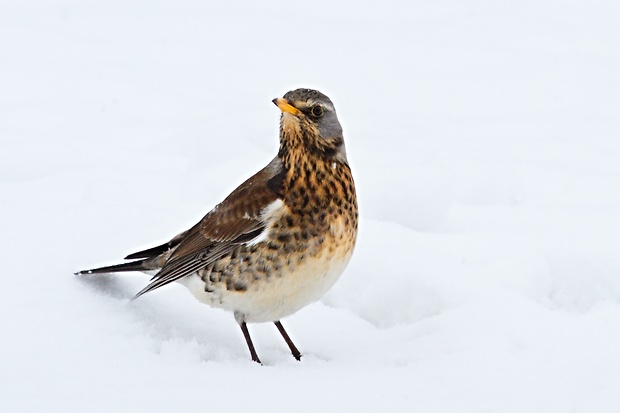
74,259,149,275
124,229,189,260
124,243,170,260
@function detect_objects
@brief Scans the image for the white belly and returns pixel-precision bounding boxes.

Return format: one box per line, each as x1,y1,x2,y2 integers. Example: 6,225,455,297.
177,249,353,323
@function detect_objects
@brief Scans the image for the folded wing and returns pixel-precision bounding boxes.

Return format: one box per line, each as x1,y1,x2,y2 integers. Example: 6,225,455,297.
133,157,286,298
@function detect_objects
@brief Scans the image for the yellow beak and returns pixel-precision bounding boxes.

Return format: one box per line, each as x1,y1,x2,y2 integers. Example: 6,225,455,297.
272,98,300,116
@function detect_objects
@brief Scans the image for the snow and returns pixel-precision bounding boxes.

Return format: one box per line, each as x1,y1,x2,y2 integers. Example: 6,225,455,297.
2,0,620,411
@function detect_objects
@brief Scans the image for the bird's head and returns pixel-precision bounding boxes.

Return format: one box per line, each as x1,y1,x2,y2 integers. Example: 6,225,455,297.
273,88,347,164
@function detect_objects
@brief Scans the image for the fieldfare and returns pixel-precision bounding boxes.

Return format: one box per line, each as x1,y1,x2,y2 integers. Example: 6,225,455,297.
77,88,358,364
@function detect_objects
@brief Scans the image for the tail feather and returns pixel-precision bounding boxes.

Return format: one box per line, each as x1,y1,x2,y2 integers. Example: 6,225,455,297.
124,229,189,260
75,259,149,275
124,243,170,260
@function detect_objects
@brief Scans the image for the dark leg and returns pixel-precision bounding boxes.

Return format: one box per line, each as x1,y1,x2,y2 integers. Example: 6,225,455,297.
274,321,302,361
240,321,262,364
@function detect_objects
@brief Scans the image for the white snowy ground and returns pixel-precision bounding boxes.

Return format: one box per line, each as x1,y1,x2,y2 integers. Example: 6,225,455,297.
2,1,620,411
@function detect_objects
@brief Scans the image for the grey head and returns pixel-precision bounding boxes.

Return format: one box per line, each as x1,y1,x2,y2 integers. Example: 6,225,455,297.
273,88,347,162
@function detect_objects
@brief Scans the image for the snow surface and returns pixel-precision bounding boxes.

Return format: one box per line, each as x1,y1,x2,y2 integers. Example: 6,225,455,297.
2,1,620,412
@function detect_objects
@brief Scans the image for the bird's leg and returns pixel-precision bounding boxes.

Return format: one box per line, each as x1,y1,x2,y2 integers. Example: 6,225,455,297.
274,320,302,361
239,321,262,364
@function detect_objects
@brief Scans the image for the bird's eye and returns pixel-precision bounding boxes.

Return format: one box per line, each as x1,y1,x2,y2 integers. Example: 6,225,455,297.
310,105,324,118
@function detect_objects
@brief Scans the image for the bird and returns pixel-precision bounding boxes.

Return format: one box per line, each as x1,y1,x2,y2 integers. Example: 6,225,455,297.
76,88,358,364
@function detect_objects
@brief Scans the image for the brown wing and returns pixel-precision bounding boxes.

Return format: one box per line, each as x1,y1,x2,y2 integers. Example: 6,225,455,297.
133,157,286,298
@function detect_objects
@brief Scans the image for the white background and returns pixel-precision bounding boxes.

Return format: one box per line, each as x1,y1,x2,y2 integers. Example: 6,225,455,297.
2,1,619,412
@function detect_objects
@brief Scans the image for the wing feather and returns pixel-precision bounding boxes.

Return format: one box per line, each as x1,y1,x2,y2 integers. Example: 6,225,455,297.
133,157,286,298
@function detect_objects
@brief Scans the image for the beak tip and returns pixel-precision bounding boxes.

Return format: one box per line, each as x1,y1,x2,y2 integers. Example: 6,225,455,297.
273,98,300,115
